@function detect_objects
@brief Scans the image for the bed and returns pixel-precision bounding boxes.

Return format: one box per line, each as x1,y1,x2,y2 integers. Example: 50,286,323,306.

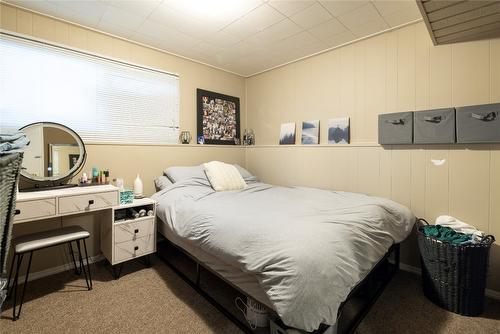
152,165,415,333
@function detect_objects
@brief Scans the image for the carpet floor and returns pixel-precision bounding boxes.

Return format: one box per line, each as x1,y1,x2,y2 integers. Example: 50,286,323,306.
1,256,499,334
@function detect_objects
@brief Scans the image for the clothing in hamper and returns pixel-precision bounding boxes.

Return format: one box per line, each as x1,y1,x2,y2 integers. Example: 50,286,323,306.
422,225,471,245
435,215,485,244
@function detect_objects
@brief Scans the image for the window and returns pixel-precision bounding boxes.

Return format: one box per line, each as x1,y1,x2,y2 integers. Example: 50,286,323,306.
0,33,180,144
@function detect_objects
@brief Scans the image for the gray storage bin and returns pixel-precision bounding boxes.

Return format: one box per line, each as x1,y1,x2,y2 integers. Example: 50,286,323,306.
378,112,413,144
414,108,455,144
456,103,500,143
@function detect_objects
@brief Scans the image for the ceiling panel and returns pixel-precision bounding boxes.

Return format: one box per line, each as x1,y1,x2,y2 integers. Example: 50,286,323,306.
4,0,423,76
290,2,332,29
268,0,313,16
221,3,285,39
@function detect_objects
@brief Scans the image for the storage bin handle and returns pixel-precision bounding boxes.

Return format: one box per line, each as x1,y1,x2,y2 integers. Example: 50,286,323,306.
424,116,442,123
471,111,497,122
385,119,404,125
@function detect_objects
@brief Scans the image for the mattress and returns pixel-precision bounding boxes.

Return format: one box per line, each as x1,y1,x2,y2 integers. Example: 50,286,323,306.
152,178,415,331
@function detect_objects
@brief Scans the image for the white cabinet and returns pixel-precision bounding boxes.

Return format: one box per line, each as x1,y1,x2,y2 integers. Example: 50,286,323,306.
100,198,156,267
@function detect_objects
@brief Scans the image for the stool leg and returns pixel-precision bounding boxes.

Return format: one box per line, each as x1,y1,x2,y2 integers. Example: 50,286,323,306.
12,253,23,321
6,253,17,299
76,240,90,291
15,251,33,320
82,239,93,290
68,241,80,275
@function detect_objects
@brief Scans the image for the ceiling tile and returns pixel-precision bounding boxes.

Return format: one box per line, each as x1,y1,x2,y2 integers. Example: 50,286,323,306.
103,0,161,18
97,19,135,39
320,0,369,17
100,6,147,31
244,18,302,47
202,31,242,48
372,0,419,17
190,41,225,57
382,7,422,27
308,18,347,42
322,30,357,47
349,15,389,37
222,4,286,39
271,31,324,55
373,0,422,27
136,20,200,50
161,0,263,28
268,0,314,16
290,2,332,29
337,2,389,35
7,0,60,17
149,3,222,38
49,0,107,25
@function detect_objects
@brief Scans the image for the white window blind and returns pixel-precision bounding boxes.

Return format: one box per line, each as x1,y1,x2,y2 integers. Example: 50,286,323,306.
0,34,179,144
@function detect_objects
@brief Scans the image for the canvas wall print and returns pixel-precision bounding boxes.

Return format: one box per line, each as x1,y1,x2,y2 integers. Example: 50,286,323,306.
279,122,296,145
197,89,240,145
301,120,320,144
328,117,350,144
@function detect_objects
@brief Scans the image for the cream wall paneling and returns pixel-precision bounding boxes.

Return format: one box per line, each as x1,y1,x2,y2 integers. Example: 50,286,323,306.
245,21,500,293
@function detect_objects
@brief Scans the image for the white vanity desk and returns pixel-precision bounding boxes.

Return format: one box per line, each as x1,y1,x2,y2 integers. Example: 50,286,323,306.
14,185,156,275
14,185,120,224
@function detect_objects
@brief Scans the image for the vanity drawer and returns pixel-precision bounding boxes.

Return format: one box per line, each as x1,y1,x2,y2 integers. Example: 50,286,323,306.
14,199,56,222
114,235,155,263
58,191,118,214
114,218,155,244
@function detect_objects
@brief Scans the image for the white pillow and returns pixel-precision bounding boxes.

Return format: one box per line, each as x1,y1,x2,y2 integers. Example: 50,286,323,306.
203,161,247,191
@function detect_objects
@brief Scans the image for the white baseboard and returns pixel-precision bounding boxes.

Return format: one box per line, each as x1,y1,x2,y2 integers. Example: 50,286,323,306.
399,263,500,301
10,254,104,285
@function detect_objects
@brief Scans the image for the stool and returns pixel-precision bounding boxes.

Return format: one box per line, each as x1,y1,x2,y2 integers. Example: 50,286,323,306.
6,225,93,321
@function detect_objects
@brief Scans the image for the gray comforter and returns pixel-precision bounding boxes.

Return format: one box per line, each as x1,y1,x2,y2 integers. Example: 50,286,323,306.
153,178,415,331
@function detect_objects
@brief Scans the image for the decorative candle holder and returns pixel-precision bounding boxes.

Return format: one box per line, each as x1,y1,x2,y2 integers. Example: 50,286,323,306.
180,131,192,144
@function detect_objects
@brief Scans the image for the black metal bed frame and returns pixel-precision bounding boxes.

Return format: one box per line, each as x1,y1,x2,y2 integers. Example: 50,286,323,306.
156,237,400,334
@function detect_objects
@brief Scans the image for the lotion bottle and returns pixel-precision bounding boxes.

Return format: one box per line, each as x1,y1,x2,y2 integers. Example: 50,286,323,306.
134,174,143,198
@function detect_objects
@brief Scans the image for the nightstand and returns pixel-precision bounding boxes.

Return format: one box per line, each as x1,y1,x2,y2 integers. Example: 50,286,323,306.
100,198,156,279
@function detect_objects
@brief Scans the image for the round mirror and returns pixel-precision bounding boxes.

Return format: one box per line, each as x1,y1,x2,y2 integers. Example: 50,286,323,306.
19,122,86,189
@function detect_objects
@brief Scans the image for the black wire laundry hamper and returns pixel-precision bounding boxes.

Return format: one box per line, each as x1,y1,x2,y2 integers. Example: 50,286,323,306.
0,152,24,309
416,218,495,316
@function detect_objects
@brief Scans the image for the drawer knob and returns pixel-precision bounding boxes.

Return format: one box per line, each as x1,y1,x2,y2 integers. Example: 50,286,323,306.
88,199,94,205
14,209,21,215
134,229,139,234
134,246,139,251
